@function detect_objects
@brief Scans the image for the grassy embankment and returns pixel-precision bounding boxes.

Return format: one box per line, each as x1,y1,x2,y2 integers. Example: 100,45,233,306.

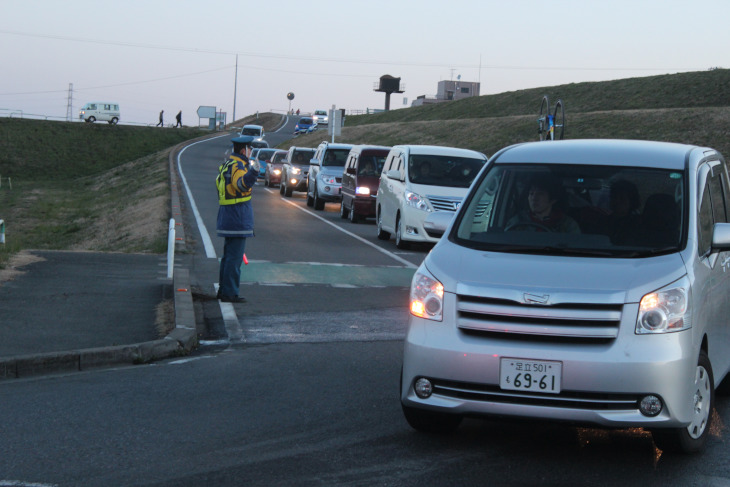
286,69,730,157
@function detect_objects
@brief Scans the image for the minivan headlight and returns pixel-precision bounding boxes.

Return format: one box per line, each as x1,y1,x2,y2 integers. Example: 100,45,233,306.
410,268,443,321
405,191,431,211
636,277,691,334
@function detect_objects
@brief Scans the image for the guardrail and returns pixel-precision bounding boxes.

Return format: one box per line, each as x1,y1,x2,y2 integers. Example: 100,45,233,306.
0,219,5,244
0,176,11,189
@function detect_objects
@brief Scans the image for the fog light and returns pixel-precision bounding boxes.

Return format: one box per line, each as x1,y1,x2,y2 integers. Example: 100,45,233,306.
324,186,331,192
414,378,433,399
640,395,663,416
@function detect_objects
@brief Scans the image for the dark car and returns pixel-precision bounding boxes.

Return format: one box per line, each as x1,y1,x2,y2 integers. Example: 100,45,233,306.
340,145,390,222
264,150,288,187
280,146,316,197
294,117,316,135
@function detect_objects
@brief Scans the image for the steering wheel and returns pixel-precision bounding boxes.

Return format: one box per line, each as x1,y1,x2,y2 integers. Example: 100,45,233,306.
504,221,553,232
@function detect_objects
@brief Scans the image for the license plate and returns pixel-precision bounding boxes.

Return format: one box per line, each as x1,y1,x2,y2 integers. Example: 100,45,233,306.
500,358,562,394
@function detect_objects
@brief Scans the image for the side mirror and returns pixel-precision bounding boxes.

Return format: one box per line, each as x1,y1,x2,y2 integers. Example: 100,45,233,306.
712,222,730,249
386,169,402,181
346,167,356,175
310,159,320,166
423,211,455,239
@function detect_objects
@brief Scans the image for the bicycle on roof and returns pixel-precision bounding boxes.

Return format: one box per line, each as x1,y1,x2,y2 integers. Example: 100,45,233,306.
537,95,565,141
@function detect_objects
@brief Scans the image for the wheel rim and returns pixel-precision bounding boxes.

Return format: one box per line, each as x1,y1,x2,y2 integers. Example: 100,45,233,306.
687,365,712,439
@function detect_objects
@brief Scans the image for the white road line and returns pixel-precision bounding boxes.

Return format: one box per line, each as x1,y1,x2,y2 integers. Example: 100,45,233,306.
277,196,418,269
177,135,230,259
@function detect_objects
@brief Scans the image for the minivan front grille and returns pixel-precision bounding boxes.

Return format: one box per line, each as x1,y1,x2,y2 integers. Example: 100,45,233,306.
431,379,640,411
456,295,623,342
428,195,462,212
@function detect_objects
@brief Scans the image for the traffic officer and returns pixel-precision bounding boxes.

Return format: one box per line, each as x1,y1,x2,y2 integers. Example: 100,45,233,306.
216,135,258,303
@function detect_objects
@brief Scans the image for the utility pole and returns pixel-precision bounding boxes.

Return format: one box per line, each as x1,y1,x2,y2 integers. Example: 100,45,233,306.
66,83,73,121
232,54,238,123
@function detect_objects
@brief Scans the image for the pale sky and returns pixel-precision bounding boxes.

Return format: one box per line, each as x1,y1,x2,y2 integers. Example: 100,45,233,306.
1,0,727,126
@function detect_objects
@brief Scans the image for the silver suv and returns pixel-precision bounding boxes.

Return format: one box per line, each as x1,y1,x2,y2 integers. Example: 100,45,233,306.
306,141,353,210
280,146,315,197
401,139,730,453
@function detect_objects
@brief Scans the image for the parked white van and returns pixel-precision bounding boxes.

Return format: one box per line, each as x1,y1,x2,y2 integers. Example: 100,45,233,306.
401,139,730,453
376,145,488,248
79,102,120,124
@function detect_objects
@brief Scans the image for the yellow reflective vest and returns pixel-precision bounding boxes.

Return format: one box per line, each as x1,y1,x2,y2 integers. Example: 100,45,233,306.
217,155,253,205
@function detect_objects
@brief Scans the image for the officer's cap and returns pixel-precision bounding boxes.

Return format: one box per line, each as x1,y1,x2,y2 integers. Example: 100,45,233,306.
231,135,255,152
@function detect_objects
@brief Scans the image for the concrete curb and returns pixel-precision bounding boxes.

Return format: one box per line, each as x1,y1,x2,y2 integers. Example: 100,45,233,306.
0,143,199,380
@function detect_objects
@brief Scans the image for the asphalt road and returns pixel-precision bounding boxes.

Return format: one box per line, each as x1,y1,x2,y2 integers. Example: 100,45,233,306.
2,124,730,486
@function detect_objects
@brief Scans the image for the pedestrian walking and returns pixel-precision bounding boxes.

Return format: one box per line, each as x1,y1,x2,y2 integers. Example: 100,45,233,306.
157,110,164,127
215,135,257,303
175,110,182,128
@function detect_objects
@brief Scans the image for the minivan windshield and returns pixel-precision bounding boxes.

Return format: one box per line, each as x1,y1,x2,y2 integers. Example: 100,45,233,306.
408,155,485,187
454,163,685,257
241,127,262,136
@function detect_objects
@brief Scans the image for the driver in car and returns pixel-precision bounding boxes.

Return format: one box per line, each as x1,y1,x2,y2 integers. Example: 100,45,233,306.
506,177,580,233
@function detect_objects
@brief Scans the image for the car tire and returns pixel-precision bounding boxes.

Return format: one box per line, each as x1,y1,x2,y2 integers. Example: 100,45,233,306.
314,187,325,211
110,117,118,125
395,215,410,249
349,205,359,223
279,180,285,195
285,184,293,197
652,350,714,454
88,116,96,123
376,207,391,240
339,200,349,219
306,185,314,207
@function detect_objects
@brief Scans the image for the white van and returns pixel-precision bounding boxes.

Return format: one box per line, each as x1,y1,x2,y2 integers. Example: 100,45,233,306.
79,102,120,124
240,124,264,140
375,145,488,248
401,139,730,453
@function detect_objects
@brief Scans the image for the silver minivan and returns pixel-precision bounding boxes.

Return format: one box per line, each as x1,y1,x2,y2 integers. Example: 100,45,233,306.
401,139,730,453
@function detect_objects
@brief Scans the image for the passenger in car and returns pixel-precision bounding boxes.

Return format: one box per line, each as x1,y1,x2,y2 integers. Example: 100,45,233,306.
640,193,681,247
506,177,580,233
359,158,377,177
606,179,642,244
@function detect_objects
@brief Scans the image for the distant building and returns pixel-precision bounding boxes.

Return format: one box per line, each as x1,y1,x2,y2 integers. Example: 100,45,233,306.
411,79,480,107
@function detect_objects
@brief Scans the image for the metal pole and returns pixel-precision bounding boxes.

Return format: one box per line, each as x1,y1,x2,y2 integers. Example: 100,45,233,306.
232,54,238,123
167,218,175,278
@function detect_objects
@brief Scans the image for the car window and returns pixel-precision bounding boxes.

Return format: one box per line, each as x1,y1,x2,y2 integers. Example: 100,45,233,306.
408,155,485,188
322,149,350,167
293,150,315,164
454,163,685,257
241,127,261,136
300,118,313,124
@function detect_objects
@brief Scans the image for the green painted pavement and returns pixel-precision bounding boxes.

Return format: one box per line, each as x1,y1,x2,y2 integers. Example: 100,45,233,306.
240,262,415,287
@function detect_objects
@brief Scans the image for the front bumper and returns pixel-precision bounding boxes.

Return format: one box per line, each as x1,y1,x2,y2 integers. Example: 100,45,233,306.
401,294,699,429
400,206,453,243
317,183,342,202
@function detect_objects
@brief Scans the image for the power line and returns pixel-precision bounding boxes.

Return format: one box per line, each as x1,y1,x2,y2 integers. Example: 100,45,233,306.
0,29,691,73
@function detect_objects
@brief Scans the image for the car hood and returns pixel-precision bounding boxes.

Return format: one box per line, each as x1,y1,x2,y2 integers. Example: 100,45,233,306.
408,182,470,198
320,166,345,177
424,245,687,305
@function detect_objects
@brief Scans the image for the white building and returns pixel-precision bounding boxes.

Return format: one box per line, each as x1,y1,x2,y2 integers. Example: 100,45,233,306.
411,80,481,107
